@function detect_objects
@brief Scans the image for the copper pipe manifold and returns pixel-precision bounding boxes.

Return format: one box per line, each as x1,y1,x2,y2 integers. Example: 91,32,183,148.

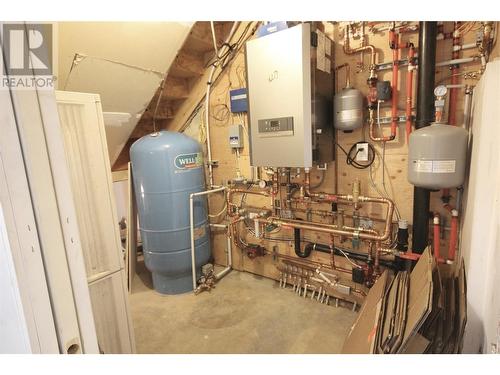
343,25,377,77
226,188,270,217
227,172,395,244
255,192,394,243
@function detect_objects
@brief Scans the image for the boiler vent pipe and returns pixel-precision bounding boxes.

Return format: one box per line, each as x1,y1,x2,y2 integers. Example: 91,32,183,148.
412,21,437,254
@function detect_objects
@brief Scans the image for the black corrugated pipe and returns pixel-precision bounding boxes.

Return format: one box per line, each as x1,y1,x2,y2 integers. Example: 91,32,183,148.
294,228,312,258
412,21,437,254
302,243,398,270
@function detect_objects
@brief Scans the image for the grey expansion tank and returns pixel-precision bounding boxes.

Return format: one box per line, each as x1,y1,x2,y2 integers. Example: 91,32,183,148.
408,123,468,189
334,87,364,132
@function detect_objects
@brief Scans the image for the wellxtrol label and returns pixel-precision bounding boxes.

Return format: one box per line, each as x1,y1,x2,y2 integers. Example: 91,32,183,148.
413,160,456,173
174,152,203,170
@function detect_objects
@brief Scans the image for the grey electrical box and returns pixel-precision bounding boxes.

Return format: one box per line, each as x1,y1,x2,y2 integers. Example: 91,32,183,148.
245,23,334,167
228,124,244,148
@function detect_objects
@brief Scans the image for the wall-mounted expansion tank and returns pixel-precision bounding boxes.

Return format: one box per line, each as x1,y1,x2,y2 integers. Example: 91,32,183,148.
245,23,334,167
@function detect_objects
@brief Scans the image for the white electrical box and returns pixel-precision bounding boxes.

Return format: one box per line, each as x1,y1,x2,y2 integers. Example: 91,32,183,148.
356,142,369,162
228,124,244,148
245,23,334,168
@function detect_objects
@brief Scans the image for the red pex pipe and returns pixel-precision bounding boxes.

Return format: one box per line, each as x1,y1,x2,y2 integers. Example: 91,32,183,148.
448,210,459,262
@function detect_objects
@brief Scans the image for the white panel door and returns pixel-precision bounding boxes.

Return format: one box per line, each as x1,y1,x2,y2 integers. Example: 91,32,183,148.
56,90,136,353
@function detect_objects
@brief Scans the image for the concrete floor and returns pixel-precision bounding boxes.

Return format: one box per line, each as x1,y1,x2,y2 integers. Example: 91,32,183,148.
130,261,358,354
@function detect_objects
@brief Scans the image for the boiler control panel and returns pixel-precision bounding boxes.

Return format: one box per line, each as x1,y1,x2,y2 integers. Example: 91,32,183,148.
257,117,294,137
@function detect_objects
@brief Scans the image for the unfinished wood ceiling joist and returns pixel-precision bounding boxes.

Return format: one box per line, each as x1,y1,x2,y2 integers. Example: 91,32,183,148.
112,21,236,171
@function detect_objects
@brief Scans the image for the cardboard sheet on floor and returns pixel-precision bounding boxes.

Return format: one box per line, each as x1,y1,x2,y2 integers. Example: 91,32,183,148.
376,271,409,354
389,271,409,353
376,273,400,353
341,271,389,353
397,248,434,353
402,332,430,354
418,259,444,353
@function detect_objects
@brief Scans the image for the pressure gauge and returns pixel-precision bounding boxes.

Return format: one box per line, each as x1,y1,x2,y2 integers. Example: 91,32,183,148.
258,180,268,189
434,85,448,98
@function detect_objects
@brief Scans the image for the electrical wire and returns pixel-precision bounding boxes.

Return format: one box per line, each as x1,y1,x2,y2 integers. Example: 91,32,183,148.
309,169,326,189
152,78,167,133
208,189,227,219
335,142,376,169
204,22,254,70
367,146,402,221
336,247,363,269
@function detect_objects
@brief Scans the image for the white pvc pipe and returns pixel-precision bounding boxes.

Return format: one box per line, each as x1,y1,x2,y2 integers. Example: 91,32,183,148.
205,68,216,188
208,224,233,280
436,56,477,67
189,186,227,292
209,223,227,229
215,232,232,280
453,43,477,52
210,21,219,57
446,84,467,89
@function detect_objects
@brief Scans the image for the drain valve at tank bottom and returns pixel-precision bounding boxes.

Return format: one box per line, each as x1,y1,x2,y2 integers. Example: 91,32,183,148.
194,263,217,295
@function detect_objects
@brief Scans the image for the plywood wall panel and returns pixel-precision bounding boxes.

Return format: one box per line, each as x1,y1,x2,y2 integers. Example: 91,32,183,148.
182,21,487,289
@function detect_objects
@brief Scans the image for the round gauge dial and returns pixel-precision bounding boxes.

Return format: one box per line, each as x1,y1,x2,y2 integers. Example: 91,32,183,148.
258,180,267,189
434,85,448,97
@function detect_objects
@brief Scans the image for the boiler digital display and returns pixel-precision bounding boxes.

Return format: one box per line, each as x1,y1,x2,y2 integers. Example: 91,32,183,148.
257,117,294,136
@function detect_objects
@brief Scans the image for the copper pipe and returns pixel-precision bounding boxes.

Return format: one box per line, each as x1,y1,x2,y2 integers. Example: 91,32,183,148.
269,216,379,237
390,29,400,140
303,169,340,202
479,22,493,57
374,241,381,271
276,253,352,276
335,63,351,89
230,217,247,250
271,170,279,215
449,22,461,126
259,194,394,243
227,188,270,217
294,174,395,242
345,25,395,143
343,24,377,78
289,202,391,224
369,108,395,142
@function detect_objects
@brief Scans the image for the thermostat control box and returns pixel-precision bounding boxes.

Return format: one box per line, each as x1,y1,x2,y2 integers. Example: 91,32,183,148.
229,124,244,148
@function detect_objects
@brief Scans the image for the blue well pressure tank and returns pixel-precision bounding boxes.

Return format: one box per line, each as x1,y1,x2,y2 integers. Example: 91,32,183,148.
130,131,211,294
